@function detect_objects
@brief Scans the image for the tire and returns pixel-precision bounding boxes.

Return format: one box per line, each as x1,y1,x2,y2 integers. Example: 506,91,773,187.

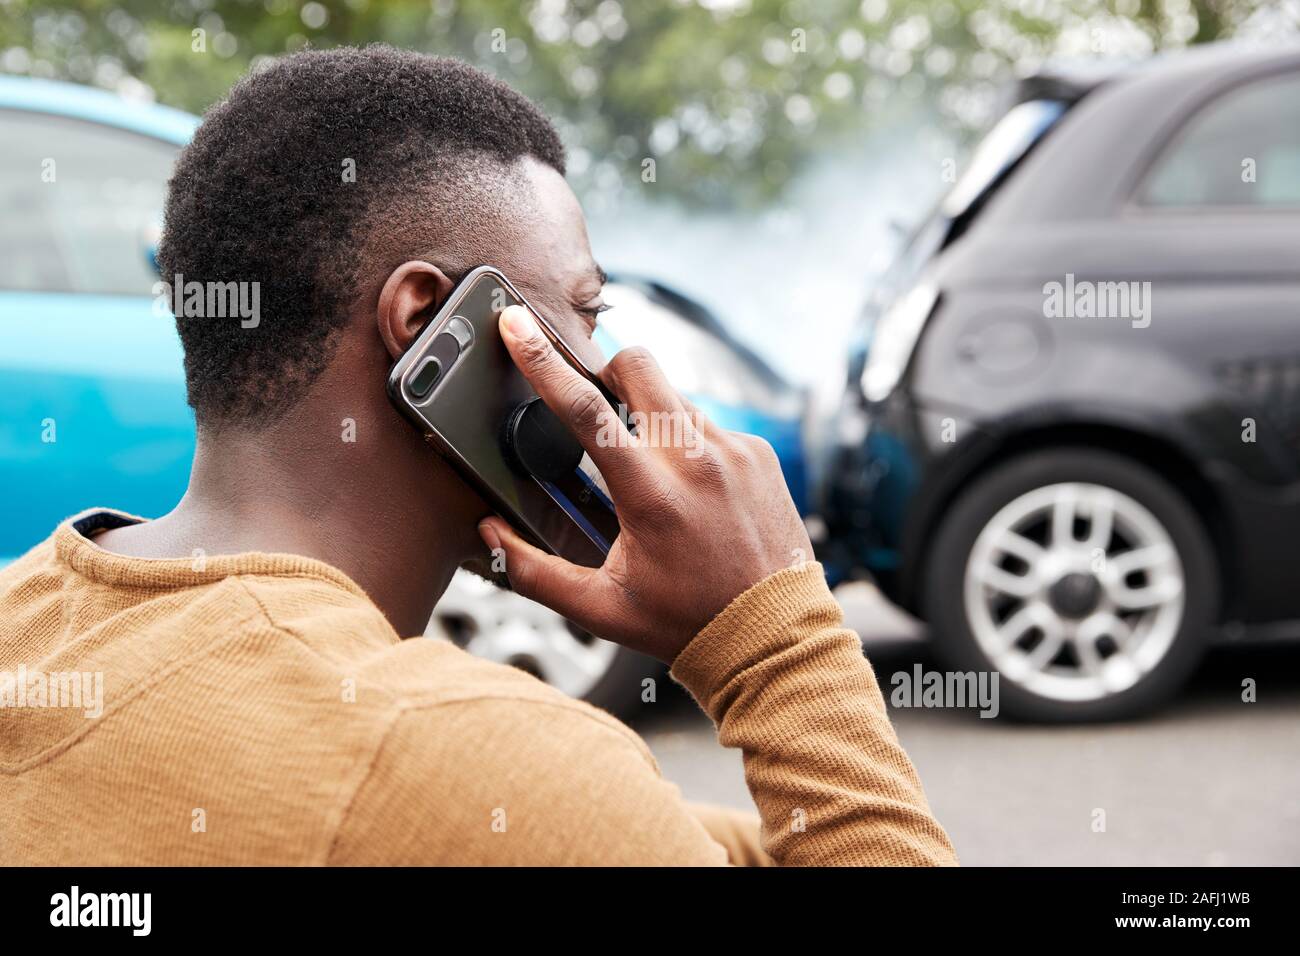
428,569,661,721
923,448,1217,722
580,645,665,721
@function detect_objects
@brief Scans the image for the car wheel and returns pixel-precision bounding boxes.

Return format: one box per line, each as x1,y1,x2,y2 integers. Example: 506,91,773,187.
427,570,661,720
923,448,1217,721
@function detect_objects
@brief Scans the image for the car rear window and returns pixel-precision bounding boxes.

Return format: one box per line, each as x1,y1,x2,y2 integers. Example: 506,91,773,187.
1141,71,1300,208
0,109,179,295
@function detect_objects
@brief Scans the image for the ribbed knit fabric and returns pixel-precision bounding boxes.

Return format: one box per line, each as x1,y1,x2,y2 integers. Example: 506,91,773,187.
0,509,956,866
672,563,957,865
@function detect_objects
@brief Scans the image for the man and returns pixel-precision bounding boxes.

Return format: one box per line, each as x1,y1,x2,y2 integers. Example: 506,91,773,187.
0,46,955,865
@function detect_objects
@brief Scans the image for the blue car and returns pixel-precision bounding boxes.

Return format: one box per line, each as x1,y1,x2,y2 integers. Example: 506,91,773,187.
0,77,808,714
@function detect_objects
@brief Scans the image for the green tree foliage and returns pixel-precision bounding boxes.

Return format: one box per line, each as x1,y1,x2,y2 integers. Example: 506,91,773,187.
0,0,1289,205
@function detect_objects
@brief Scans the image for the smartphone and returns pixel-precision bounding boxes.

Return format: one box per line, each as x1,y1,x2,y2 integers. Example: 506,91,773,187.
387,265,620,568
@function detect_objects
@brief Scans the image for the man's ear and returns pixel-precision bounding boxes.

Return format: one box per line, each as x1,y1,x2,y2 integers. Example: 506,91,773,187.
376,261,456,359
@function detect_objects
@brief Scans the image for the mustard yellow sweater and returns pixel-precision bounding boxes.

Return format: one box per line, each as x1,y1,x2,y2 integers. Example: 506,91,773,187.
0,510,955,866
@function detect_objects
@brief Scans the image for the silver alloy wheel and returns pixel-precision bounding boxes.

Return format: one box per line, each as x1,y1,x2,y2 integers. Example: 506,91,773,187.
963,482,1185,703
426,569,619,699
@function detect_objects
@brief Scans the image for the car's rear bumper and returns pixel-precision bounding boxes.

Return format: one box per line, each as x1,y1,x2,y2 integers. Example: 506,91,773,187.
821,388,982,605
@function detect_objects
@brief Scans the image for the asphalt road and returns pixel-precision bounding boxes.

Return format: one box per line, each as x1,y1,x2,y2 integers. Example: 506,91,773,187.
633,583,1300,866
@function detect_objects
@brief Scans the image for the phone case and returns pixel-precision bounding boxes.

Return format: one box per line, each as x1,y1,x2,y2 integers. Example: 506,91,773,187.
387,266,619,568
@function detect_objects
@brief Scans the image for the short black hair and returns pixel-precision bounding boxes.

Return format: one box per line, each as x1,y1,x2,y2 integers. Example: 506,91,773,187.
159,45,565,429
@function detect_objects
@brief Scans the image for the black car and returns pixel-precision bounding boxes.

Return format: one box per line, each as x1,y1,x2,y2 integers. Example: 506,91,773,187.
823,45,1300,721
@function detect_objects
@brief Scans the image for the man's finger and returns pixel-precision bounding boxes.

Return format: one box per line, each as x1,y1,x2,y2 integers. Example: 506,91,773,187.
599,346,686,419
601,347,725,453
678,392,727,443
477,517,611,633
499,305,639,491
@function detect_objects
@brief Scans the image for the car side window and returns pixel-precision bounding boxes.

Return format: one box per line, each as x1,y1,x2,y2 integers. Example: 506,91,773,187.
0,109,178,295
1140,72,1300,208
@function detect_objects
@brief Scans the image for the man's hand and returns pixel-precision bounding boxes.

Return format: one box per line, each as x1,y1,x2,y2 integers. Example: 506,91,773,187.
477,305,813,663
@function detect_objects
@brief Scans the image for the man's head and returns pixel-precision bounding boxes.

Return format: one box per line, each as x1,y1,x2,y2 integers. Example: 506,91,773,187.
156,45,611,585
160,44,607,431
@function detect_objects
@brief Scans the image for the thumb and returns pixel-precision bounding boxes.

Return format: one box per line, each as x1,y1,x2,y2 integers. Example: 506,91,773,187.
477,518,604,624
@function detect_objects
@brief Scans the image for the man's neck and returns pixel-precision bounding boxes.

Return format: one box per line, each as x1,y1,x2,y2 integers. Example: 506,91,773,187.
94,426,474,637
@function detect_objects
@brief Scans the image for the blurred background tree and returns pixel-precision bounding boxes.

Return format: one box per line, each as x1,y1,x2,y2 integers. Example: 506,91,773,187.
1,0,1294,208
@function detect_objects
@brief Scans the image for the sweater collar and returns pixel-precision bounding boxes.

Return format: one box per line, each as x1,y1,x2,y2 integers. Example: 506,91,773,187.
57,508,373,601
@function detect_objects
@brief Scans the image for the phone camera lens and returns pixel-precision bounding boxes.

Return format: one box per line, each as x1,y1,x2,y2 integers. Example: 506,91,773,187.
408,356,442,398
445,316,474,348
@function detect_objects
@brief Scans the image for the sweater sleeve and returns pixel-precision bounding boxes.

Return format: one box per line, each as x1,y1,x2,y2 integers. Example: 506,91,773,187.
670,562,958,866
329,563,955,866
